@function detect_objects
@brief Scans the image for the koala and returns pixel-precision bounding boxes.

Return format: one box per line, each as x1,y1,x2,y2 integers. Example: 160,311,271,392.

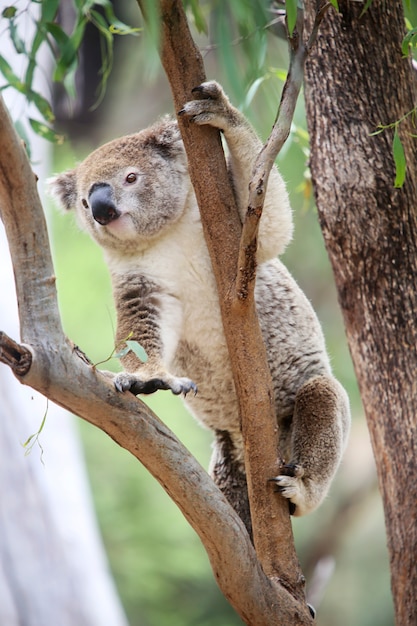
50,81,350,533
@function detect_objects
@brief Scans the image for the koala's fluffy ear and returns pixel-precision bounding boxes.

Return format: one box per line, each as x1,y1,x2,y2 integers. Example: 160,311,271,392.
48,169,77,211
142,118,184,159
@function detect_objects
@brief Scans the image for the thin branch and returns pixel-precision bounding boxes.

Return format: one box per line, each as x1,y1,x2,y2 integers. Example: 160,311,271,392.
236,2,331,300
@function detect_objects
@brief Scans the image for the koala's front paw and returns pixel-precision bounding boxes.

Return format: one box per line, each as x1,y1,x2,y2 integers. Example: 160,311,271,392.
114,372,197,397
178,81,238,130
270,463,306,516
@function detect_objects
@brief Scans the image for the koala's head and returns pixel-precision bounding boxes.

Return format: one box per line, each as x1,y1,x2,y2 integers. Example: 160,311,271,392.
49,119,190,253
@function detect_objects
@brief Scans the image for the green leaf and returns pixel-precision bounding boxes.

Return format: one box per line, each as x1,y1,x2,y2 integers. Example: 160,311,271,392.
2,6,17,18
113,346,131,359
328,0,339,11
185,0,208,35
393,128,406,188
402,27,417,56
125,341,148,363
243,76,266,110
0,56,54,122
359,0,374,18
40,0,60,23
29,91,55,122
0,54,24,89
8,16,26,54
29,118,65,144
22,401,48,464
286,0,297,37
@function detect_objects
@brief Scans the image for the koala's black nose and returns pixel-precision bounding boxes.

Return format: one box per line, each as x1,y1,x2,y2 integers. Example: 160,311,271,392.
89,183,120,226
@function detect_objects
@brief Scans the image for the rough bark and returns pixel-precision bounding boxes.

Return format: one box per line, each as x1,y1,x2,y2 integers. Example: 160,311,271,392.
304,1,417,623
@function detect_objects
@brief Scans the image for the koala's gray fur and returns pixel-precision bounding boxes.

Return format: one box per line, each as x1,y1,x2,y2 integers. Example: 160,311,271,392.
50,82,350,530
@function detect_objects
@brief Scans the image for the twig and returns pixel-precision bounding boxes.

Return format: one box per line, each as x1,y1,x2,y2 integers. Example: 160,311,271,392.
0,331,32,376
236,2,331,300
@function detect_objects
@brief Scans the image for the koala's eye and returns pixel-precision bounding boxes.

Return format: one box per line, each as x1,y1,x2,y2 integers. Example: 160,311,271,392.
81,198,89,209
125,173,137,184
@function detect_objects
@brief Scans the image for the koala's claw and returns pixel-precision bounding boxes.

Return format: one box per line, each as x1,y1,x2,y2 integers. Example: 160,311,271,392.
114,372,197,397
191,81,222,99
179,81,235,131
269,463,305,516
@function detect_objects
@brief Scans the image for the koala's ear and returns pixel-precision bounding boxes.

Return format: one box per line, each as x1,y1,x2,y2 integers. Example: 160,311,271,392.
47,169,78,211
143,118,184,159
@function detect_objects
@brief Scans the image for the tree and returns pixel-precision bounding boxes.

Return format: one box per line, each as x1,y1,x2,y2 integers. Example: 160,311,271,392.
303,1,417,624
0,4,313,623
0,0,415,624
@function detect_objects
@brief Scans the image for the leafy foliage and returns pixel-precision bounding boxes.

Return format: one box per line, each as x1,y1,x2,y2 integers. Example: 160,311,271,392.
0,1,139,144
94,332,148,368
370,107,416,189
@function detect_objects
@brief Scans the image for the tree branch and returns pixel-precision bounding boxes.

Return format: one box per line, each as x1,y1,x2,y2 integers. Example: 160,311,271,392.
141,0,315,617
0,89,311,623
0,331,32,375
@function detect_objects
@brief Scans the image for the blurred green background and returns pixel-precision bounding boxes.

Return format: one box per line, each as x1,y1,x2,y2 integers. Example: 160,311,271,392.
42,2,405,624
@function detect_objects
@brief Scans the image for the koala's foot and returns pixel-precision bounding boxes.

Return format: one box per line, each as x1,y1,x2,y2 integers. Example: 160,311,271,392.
114,371,197,397
270,463,306,516
178,81,239,130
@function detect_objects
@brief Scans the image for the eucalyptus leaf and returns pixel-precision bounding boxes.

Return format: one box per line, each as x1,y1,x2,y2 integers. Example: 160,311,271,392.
402,27,417,56
393,128,406,188
29,118,64,144
126,340,148,363
2,6,17,18
285,0,297,37
113,346,131,359
8,17,26,54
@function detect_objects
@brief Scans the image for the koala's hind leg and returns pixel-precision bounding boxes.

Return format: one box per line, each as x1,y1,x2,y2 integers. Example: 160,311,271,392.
210,430,252,537
272,375,350,516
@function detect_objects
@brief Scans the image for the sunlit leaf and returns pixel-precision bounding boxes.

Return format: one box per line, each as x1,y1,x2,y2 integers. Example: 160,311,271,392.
328,0,339,11
29,118,65,144
29,91,55,122
270,67,288,82
0,54,24,89
393,127,406,188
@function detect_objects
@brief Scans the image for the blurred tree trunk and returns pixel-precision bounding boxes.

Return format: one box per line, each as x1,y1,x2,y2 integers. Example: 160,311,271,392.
0,227,128,626
304,1,417,623
0,15,127,625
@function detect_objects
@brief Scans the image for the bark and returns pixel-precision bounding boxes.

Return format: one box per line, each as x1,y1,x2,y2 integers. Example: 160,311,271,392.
0,83,310,626
304,1,417,623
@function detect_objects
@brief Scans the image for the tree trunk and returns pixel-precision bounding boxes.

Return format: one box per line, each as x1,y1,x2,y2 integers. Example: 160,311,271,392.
304,1,417,623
